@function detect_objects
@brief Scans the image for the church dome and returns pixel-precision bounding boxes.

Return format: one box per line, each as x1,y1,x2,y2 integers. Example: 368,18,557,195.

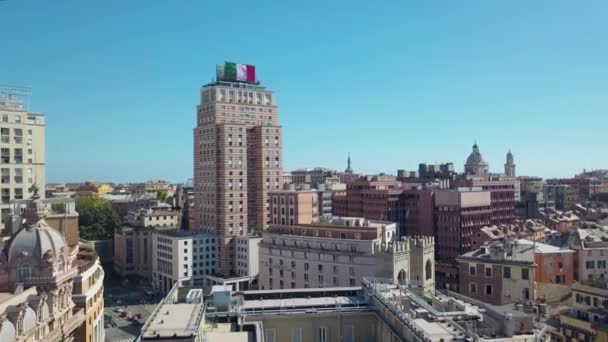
3,193,67,264
465,143,488,166
5,224,66,263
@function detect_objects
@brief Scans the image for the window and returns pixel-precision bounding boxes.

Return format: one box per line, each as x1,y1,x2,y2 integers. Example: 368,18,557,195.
485,267,492,277
503,267,511,279
291,327,302,342
265,328,276,342
318,327,328,342
17,265,32,282
522,268,529,280
469,283,477,294
469,265,476,276
304,263,309,271
598,260,606,269
485,284,492,295
587,261,595,269
523,287,530,300
343,325,355,342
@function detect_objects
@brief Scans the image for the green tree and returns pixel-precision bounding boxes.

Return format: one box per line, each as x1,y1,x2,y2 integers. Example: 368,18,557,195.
76,197,121,240
157,190,168,202
50,203,66,214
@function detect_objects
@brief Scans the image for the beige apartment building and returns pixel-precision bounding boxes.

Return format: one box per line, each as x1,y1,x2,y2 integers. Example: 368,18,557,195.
193,64,283,275
125,207,180,228
268,187,319,225
0,87,45,231
258,217,435,294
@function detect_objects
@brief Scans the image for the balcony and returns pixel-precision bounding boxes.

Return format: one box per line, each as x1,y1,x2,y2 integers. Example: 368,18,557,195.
76,247,99,274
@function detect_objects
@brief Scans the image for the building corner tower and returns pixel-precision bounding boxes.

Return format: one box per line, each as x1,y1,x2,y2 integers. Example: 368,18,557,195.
193,62,283,275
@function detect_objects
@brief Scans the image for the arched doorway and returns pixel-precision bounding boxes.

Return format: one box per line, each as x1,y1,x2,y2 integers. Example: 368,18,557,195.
397,269,407,285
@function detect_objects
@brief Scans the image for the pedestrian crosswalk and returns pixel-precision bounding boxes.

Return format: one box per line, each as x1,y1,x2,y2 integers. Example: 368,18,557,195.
111,338,134,342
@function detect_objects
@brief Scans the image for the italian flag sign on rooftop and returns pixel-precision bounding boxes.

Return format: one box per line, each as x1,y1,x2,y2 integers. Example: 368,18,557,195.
224,62,256,83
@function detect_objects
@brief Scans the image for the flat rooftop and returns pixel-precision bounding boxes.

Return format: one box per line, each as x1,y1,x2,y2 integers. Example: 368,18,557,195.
155,229,216,238
203,323,249,342
142,303,203,338
242,295,365,311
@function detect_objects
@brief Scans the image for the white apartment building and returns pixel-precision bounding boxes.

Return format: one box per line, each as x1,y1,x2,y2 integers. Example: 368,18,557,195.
258,217,435,294
235,235,262,277
152,229,218,294
0,87,45,231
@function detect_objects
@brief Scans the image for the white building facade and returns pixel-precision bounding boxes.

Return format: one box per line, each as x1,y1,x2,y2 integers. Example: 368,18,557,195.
235,235,262,277
258,217,435,294
152,229,218,294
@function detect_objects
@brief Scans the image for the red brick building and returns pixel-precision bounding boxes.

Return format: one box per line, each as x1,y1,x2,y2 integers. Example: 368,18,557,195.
454,176,516,225
332,176,434,236
435,189,492,261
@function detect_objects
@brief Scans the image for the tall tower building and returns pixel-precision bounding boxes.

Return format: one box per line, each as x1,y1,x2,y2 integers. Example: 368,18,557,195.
0,86,45,232
504,150,516,177
193,62,283,275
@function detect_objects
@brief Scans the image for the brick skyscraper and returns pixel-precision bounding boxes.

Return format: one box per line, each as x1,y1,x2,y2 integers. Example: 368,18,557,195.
193,62,283,275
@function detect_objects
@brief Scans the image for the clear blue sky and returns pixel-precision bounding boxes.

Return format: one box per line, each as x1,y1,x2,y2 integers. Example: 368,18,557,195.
1,0,606,183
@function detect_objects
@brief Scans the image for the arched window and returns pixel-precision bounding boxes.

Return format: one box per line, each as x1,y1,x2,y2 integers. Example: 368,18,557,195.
397,270,407,285
425,259,432,280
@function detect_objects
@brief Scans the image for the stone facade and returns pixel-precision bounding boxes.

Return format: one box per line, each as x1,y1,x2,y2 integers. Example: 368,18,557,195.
258,218,435,295
0,193,88,341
